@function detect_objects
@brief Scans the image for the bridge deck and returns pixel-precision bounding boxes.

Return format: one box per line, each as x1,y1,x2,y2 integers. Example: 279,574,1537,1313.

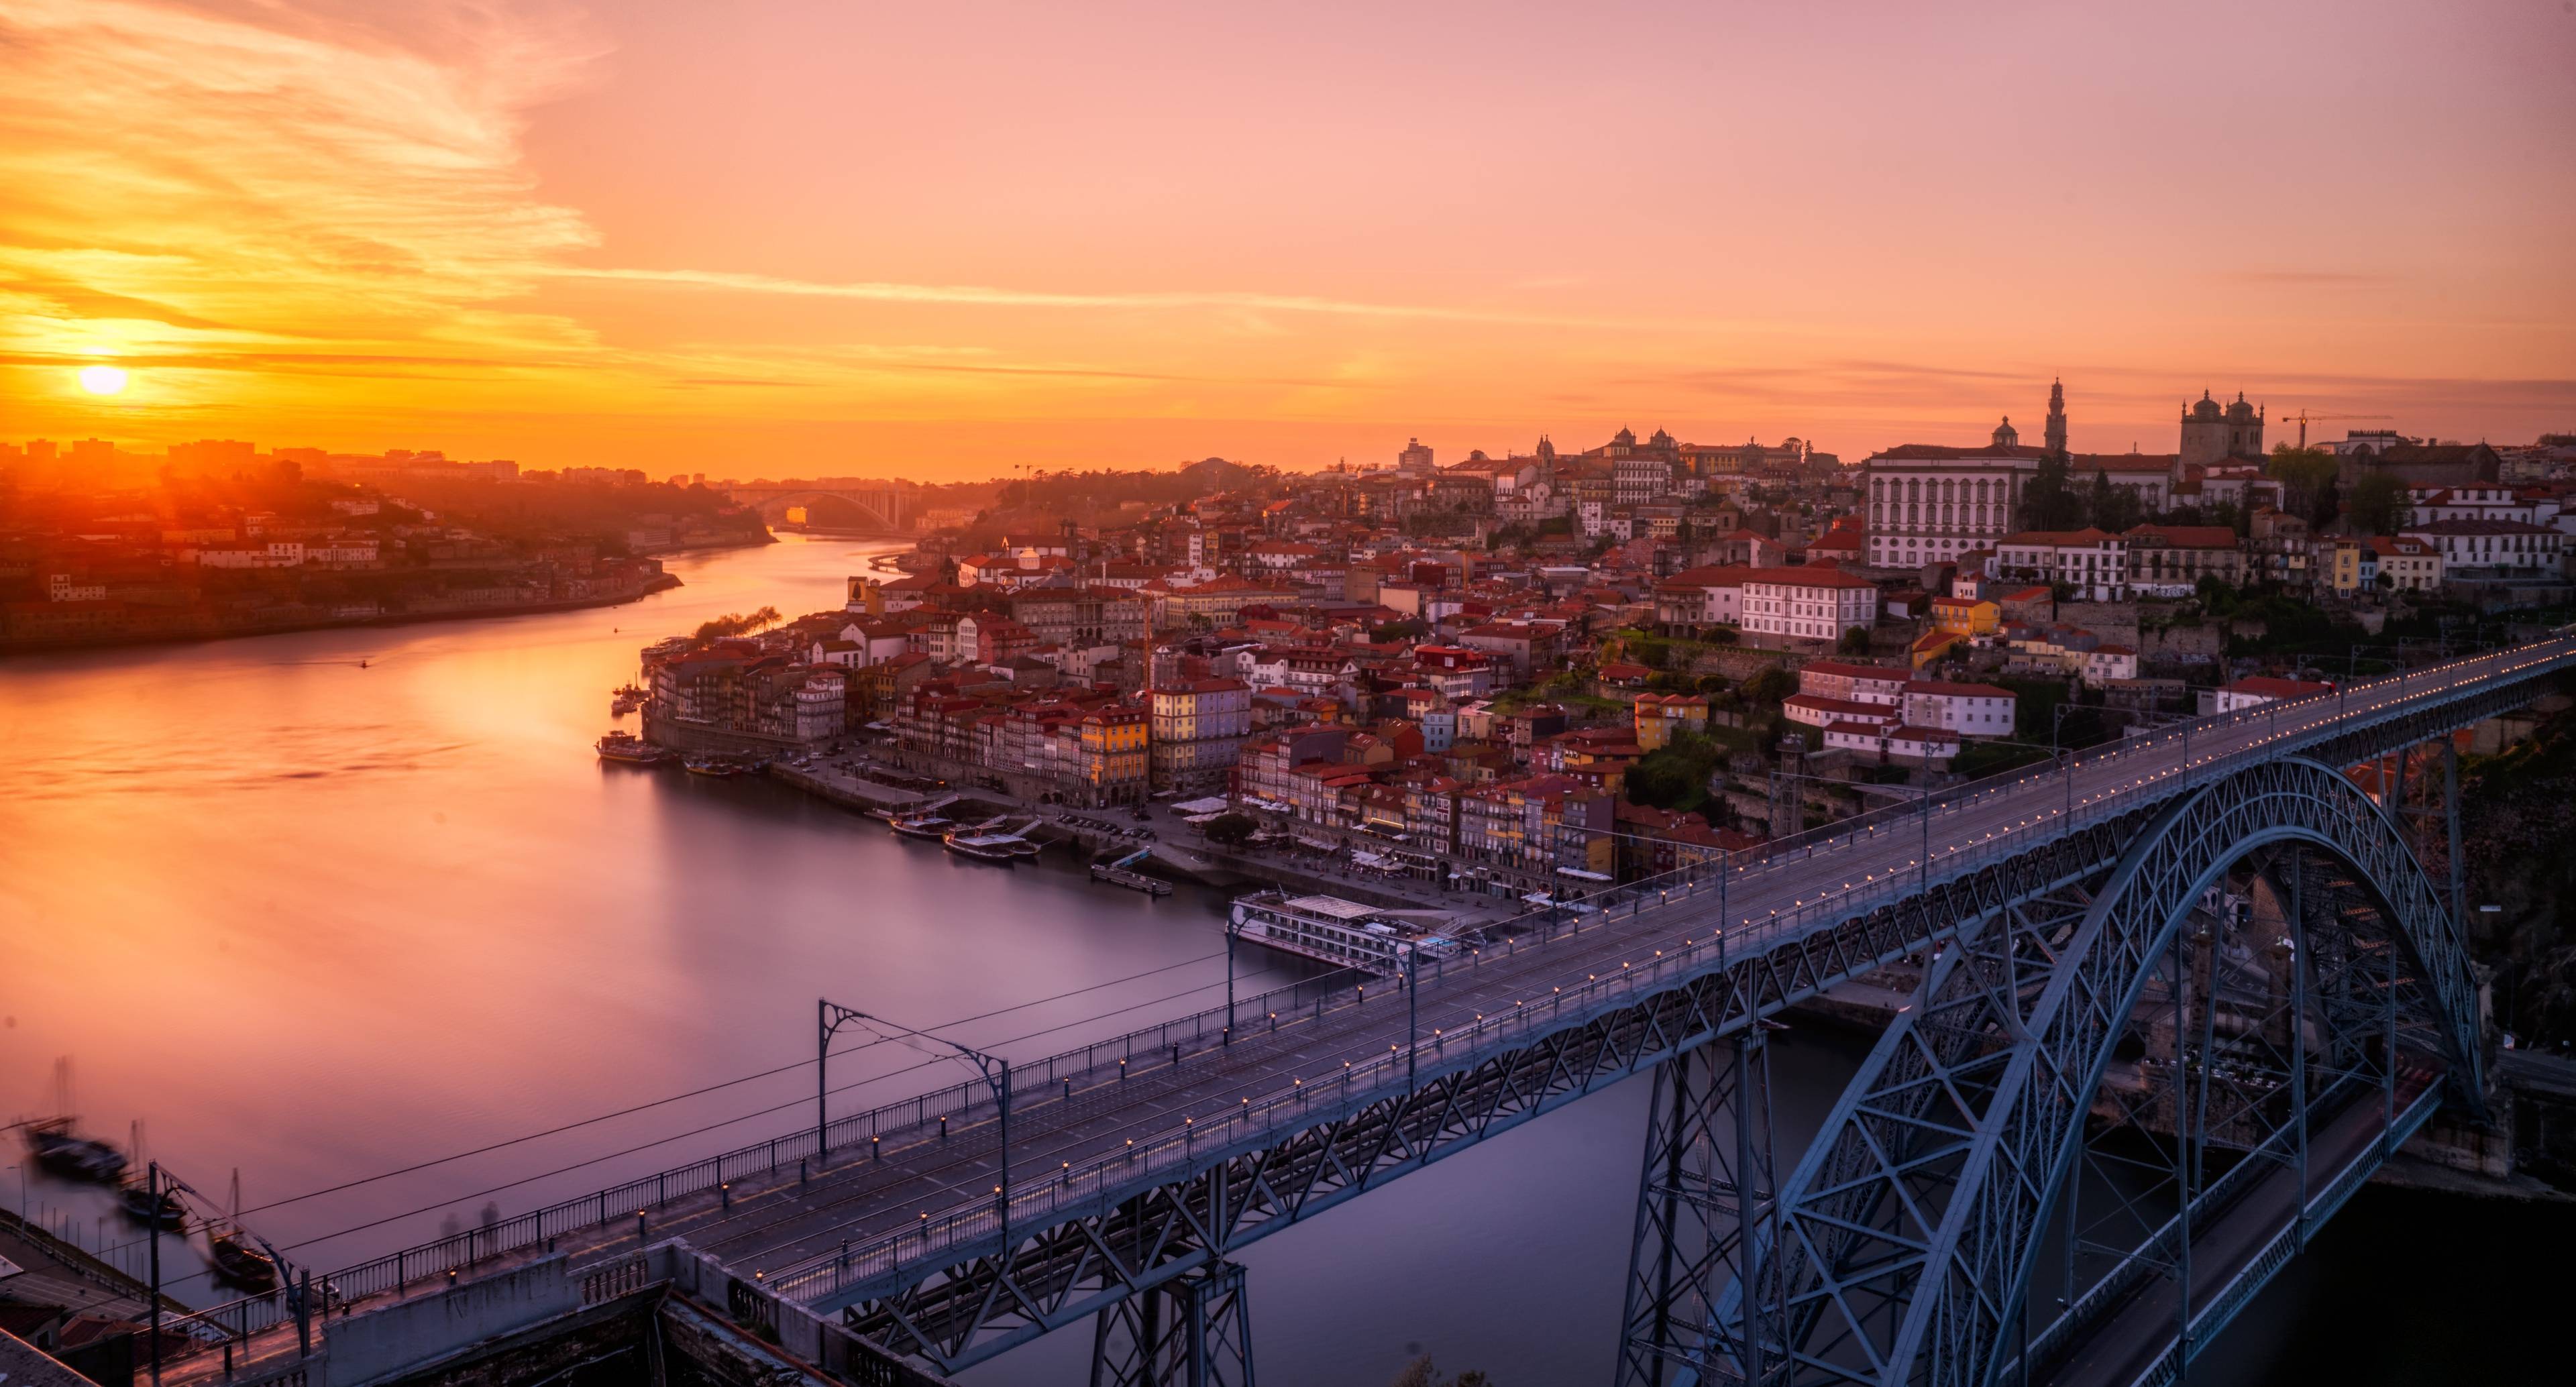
2039,1070,2443,1387
163,640,2575,1382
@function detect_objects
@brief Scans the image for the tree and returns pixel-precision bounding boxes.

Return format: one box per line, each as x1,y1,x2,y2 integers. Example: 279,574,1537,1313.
2019,454,2082,531
2349,470,2412,536
2308,476,2342,531
2086,469,2143,534
1837,625,1872,655
1371,617,1429,643
1627,730,1724,813
2265,444,2341,523
1391,1359,1493,1387
691,605,782,643
1201,812,1256,847
1739,665,1794,706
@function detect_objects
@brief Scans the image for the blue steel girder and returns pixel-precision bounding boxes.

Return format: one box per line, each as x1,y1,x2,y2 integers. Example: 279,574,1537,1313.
832,819,2155,1372
1748,757,2479,1387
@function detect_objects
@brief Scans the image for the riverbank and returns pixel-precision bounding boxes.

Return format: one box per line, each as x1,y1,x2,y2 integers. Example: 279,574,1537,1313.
0,571,684,657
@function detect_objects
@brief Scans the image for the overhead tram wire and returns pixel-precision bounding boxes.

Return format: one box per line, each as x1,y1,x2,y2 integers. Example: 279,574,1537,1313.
80,946,1275,1266
268,956,1340,1256
208,945,1242,1219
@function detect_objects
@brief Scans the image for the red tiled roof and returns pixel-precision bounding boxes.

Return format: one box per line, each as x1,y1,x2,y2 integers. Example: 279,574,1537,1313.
1740,565,1878,590
1800,659,1905,682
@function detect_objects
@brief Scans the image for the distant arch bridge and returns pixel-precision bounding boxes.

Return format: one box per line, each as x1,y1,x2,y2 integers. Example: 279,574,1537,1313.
724,482,906,533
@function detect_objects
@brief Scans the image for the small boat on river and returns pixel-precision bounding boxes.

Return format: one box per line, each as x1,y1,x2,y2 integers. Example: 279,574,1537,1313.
682,755,749,777
944,831,1040,863
596,731,673,765
208,1230,279,1290
890,812,953,840
116,1181,187,1231
21,1119,127,1184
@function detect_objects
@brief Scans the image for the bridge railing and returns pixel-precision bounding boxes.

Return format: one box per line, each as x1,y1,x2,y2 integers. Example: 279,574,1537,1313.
760,638,2576,1299
169,641,2576,1342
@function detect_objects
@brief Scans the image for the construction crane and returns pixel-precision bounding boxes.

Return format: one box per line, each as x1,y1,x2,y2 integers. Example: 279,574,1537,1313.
2282,407,2394,449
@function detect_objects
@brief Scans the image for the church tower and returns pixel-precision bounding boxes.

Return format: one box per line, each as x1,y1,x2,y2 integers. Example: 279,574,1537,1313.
2044,378,2068,457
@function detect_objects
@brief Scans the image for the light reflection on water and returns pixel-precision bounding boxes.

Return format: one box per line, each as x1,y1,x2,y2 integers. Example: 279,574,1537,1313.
0,536,2517,1384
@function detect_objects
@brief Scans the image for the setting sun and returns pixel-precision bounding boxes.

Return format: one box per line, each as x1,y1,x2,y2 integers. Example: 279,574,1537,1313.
77,364,128,395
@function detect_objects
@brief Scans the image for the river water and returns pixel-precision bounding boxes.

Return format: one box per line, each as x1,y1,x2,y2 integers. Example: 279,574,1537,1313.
1,536,2558,1385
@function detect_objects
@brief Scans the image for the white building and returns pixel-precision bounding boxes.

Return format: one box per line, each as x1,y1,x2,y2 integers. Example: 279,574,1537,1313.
1899,680,2018,738
1862,426,2043,569
1739,566,1880,646
2397,518,2563,575
2365,537,2442,592
2082,646,2139,687
1822,721,1960,767
1995,529,2129,602
1784,695,1899,735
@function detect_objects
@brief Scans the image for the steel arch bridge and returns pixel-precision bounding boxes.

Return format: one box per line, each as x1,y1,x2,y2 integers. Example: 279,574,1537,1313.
153,639,2576,1387
1627,755,2479,1387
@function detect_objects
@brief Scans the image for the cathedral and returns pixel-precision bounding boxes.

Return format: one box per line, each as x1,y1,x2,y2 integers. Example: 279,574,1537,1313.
2179,390,2265,467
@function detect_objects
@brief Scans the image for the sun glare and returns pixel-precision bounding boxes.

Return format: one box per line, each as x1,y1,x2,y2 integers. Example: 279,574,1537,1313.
78,365,130,395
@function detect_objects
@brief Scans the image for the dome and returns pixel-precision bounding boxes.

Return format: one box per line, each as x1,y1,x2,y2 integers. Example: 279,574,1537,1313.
2190,391,2223,421
2224,393,2257,422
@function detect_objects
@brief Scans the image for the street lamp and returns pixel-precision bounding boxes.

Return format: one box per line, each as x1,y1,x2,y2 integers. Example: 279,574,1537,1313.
818,1001,1014,1247
1769,765,1931,892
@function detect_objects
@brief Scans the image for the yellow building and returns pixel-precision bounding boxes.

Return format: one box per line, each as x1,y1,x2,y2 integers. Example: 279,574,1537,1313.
1910,628,1964,670
1633,693,1710,751
2326,539,2364,598
1928,596,1999,638
1078,706,1149,804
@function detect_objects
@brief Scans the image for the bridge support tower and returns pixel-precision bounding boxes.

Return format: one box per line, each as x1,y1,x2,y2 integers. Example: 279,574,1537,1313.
1089,1260,1254,1387
1617,1024,1782,1386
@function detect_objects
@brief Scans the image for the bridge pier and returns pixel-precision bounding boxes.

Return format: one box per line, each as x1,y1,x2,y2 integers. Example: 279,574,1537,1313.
1089,1260,1254,1387
1615,1025,1779,1387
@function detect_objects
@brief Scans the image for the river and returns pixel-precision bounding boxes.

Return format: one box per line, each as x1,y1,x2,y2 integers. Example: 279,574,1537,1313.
0,535,2559,1385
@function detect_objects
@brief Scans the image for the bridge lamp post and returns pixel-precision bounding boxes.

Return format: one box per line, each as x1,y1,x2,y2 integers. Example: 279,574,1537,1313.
1769,767,1931,892
1401,942,1420,1091
818,1000,1014,1249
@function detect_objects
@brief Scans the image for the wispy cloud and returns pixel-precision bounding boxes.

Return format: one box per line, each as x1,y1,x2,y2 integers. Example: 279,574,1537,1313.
2220,270,2400,287
545,266,1664,331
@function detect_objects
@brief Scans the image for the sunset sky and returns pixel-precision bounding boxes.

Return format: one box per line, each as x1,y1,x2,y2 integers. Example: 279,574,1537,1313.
3,0,2571,480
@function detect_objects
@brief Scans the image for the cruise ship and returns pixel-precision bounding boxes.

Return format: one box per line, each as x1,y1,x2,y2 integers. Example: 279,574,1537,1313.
1227,891,1464,975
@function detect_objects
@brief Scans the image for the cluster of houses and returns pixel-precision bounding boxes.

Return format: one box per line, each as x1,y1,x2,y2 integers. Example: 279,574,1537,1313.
631,410,2576,897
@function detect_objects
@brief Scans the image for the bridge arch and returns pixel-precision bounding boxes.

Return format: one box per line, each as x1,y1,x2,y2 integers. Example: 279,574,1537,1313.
1740,756,2479,1387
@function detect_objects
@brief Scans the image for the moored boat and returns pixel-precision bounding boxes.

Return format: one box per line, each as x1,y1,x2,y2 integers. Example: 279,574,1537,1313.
116,1181,187,1231
682,755,747,777
596,731,673,765
889,813,953,839
22,1119,127,1184
944,832,1037,863
208,1231,279,1290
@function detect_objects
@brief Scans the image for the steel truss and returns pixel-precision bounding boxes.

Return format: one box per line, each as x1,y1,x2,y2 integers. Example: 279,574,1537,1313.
1733,757,2480,1387
837,819,2154,1373
1089,1260,1252,1387
824,659,2561,1380
1617,1025,1785,1386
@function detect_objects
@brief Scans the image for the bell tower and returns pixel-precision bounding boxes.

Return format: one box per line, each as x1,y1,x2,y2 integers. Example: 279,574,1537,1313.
2044,378,2068,457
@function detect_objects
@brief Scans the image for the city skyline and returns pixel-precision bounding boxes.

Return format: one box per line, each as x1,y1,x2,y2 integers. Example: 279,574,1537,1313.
4,1,2573,478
